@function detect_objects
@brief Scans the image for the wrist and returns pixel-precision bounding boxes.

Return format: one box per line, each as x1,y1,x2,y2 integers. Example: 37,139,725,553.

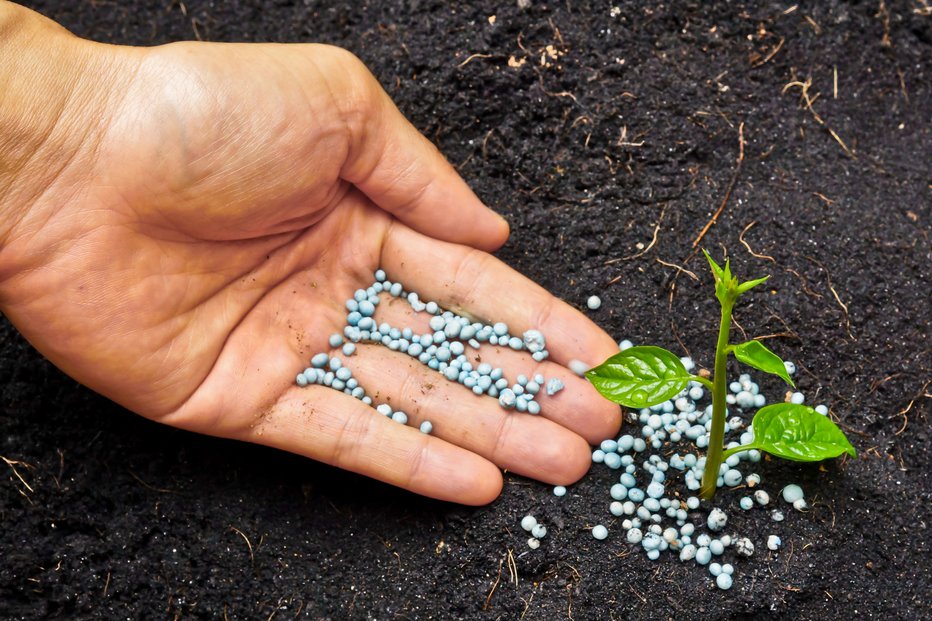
0,3,136,250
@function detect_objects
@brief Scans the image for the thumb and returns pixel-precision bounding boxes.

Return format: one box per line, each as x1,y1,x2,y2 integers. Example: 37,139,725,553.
319,46,510,252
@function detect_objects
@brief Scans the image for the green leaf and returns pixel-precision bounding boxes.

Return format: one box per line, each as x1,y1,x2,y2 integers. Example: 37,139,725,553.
748,403,857,461
732,340,795,387
737,275,770,295
703,249,724,282
704,250,740,306
586,346,691,408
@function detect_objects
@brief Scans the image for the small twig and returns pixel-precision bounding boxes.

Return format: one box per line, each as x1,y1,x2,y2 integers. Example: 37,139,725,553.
650,564,664,580
567,583,574,621
534,68,578,102
507,548,518,586
827,128,853,156
763,304,800,340
615,125,646,147
519,591,535,621
751,37,785,67
457,53,495,68
869,373,902,394
481,129,497,158
895,409,909,435
784,267,823,299
2,456,34,494
739,221,776,262
484,557,504,610
52,448,65,490
670,318,691,359
562,562,582,581
805,256,853,339
876,0,893,47
604,205,666,265
691,122,745,248
266,598,286,621
627,586,647,605
516,33,529,55
656,258,699,281
753,331,799,341
731,314,749,342
812,192,834,205
783,540,797,573
783,78,824,123
827,283,850,328
834,418,870,438
230,526,255,565
190,18,203,41
127,469,175,494
804,14,822,34
897,68,910,103
893,379,931,436
783,77,855,157
817,500,838,529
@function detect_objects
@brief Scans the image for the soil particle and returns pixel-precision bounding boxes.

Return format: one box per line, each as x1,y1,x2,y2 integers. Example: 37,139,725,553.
2,1,930,620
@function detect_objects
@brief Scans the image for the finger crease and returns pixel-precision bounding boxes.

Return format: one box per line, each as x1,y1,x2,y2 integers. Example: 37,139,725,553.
451,247,490,310
404,436,431,488
490,413,516,467
329,404,374,469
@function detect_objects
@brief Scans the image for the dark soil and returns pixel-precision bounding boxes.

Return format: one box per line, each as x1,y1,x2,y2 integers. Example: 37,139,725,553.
2,1,930,619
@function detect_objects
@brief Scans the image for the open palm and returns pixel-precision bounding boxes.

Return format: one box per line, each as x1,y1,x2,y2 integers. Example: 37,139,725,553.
0,36,620,504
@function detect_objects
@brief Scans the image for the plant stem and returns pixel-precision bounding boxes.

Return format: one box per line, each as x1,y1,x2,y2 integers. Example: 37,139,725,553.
700,298,734,500
721,444,753,461
691,375,715,392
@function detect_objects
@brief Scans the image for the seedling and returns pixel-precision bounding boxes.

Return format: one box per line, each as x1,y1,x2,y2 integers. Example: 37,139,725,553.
586,251,855,501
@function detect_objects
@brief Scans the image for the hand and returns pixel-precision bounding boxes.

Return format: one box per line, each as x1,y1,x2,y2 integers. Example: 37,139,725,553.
0,5,620,504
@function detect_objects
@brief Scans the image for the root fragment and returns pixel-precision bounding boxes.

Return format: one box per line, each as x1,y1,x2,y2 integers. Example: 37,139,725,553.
739,221,775,262
483,556,504,610
783,76,854,157
691,122,745,248
604,205,666,265
230,526,255,565
2,456,35,497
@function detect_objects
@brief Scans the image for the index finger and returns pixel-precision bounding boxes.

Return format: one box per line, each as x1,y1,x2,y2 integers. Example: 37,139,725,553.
324,46,510,253
379,223,620,368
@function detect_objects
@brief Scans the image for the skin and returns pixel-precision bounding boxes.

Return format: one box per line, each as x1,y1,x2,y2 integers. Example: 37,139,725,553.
0,2,621,505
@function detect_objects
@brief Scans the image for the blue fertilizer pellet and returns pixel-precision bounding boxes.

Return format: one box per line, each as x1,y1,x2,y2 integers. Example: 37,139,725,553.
546,378,565,396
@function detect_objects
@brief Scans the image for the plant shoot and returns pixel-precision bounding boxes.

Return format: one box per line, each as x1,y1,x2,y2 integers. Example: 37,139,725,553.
586,251,855,501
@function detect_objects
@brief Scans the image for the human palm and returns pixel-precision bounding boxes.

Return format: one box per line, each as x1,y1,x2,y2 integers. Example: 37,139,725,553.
0,35,620,504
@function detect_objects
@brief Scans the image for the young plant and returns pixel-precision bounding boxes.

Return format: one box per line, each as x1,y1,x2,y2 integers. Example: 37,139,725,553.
586,251,855,501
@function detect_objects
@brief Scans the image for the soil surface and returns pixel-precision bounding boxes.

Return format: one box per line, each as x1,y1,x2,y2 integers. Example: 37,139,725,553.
2,1,930,619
